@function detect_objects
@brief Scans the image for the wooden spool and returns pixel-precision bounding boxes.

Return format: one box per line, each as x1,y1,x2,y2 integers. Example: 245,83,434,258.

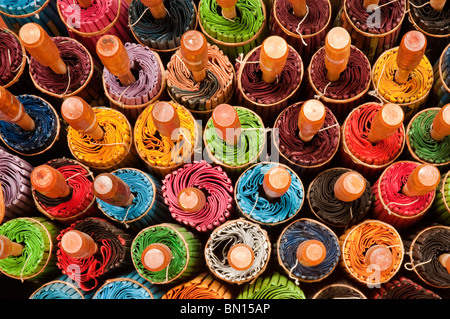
60,229,98,259
31,165,71,199
394,31,427,84
0,86,35,131
93,173,135,207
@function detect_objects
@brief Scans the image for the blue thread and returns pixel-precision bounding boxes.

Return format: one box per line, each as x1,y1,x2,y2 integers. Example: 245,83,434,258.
235,163,304,225
0,95,58,155
30,275,94,299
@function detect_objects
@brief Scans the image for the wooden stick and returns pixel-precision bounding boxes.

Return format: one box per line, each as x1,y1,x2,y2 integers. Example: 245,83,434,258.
0,235,23,259
60,230,98,259
298,99,326,142
97,35,135,86
259,36,289,83
93,173,134,207
288,0,308,17
216,0,238,19
31,165,71,199
364,245,392,271
19,23,67,75
430,104,450,141
77,0,92,9
151,101,180,139
363,0,380,9
177,187,206,213
402,164,440,197
0,86,35,131
211,103,241,145
180,30,208,83
140,0,167,19
227,244,255,271
367,103,404,143
61,96,104,140
141,243,173,272
394,31,427,84
296,240,326,267
334,171,366,202
324,27,351,82
430,0,446,11
263,166,291,199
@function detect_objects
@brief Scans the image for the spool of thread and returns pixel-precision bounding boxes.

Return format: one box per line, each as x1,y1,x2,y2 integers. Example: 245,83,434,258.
177,187,206,213
288,0,307,17
402,164,440,197
60,230,98,259
19,23,67,75
61,97,104,141
430,104,450,141
395,31,427,84
97,35,135,86
141,243,173,272
373,277,442,299
141,0,167,19
263,166,292,199
227,244,255,271
151,101,181,139
180,30,208,83
259,36,289,83
216,0,238,19
333,171,366,202
312,283,368,299
211,103,241,145
93,173,134,207
31,165,71,199
297,99,326,142
324,27,351,82
0,235,23,259
0,86,35,131
367,104,404,144
296,240,327,267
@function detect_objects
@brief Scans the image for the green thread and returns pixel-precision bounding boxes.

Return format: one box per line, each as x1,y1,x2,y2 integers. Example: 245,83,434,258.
236,272,305,299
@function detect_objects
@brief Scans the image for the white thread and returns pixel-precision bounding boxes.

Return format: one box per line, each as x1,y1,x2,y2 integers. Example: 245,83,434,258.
121,205,132,228
368,63,386,104
20,252,32,283
404,257,433,271
248,194,260,218
374,0,399,10
409,1,430,8
63,66,71,96
129,7,149,28
318,123,339,132
288,259,300,286
314,82,331,100
295,5,309,46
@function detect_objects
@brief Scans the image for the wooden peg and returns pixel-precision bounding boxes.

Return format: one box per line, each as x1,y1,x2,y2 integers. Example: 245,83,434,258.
0,235,23,259
141,243,173,272
0,86,35,131
363,0,380,9
61,97,104,140
151,101,180,138
177,187,206,213
61,230,98,259
288,0,307,17
402,164,440,197
140,0,167,19
395,31,427,84
430,104,450,141
263,166,292,199
93,173,134,207
19,23,67,75
211,103,241,145
96,35,135,86
298,99,326,142
430,0,446,11
76,0,92,8
324,27,351,82
227,244,255,271
438,253,450,274
31,165,71,199
334,171,366,202
259,36,289,83
367,103,404,143
180,30,208,83
364,245,392,271
296,240,327,267
216,0,239,19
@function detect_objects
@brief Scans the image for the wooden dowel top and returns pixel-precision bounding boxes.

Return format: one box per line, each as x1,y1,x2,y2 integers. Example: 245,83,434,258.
288,0,307,17
402,164,440,197
395,31,427,84
324,27,351,82
60,230,98,259
259,36,289,83
430,104,450,141
76,0,92,8
0,235,23,259
180,30,209,83
430,0,446,11
367,103,404,143
334,171,366,202
363,0,380,9
61,97,104,140
211,103,241,145
31,165,71,199
216,0,238,19
438,253,450,274
93,173,134,207
227,244,255,271
364,245,392,271
151,101,180,138
298,99,326,142
19,23,67,75
96,35,135,86
177,187,206,213
263,166,292,199
296,240,327,267
0,86,35,131
141,243,173,272
140,0,167,19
